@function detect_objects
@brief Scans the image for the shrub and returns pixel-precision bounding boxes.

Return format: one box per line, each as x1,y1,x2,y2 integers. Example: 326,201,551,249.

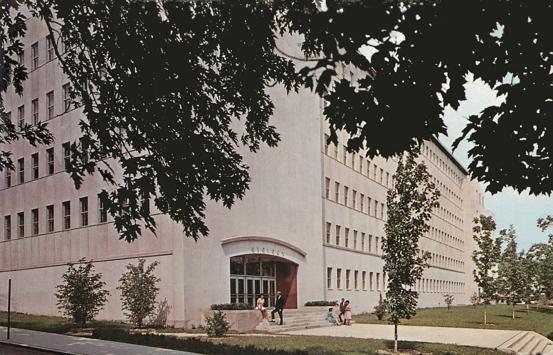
374,293,386,320
210,303,253,310
205,310,230,337
149,298,171,328
443,294,454,311
548,332,553,341
304,300,337,307
55,259,110,327
92,327,129,339
117,259,160,327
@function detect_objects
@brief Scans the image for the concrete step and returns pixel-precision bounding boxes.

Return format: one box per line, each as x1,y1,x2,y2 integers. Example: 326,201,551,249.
543,344,553,355
267,321,334,333
530,338,549,355
519,335,541,355
503,332,533,353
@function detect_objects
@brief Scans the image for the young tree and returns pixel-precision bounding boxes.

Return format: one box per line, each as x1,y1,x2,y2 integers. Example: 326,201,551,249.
536,216,553,301
472,215,501,325
55,259,110,327
469,293,480,309
117,259,161,327
496,227,527,319
383,150,439,353
443,294,454,311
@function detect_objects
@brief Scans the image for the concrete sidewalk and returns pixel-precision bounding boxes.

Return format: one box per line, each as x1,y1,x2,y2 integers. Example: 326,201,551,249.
0,327,200,355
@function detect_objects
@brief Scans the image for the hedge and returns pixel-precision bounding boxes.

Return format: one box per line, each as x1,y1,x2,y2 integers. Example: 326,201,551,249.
210,303,254,310
304,301,337,307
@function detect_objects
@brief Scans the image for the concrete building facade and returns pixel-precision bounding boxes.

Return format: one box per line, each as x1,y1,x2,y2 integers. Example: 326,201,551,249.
0,19,489,326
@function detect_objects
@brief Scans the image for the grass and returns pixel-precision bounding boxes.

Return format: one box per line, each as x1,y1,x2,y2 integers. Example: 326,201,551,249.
354,304,553,337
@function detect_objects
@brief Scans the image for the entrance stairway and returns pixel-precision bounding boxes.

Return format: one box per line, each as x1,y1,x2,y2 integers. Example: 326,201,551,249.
498,331,553,355
255,307,334,333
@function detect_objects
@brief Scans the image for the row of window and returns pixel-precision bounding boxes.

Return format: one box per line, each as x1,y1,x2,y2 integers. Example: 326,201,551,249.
17,34,63,71
428,226,464,248
4,83,74,127
435,203,463,226
327,267,386,292
4,142,71,188
433,175,463,205
414,279,465,294
422,143,463,186
324,178,386,220
324,135,394,189
324,222,382,254
2,195,107,241
422,249,465,271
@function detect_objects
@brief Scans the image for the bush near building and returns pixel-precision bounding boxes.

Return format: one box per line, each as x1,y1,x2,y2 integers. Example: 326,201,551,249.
304,301,336,307
210,303,253,310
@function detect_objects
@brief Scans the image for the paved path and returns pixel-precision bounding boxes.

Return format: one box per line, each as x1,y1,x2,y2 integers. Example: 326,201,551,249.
0,327,200,355
283,323,521,350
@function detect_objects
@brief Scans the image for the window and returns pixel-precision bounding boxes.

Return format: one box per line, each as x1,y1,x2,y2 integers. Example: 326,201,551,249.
373,164,377,180
18,50,24,65
369,234,373,253
4,216,11,240
17,212,24,238
31,153,39,179
366,160,370,176
335,225,340,246
98,194,107,223
47,91,54,119
46,35,54,61
360,193,364,212
354,270,358,290
325,222,331,243
353,230,357,249
344,186,348,206
345,228,349,248
324,134,330,155
352,190,357,209
5,168,11,188
359,156,363,172
18,158,24,184
386,172,390,187
375,237,380,253
368,197,371,215
18,105,24,127
342,145,347,164
63,83,71,112
362,271,366,290
47,148,54,175
47,205,54,232
380,168,383,184
346,269,350,289
369,272,374,291
62,201,71,230
381,202,385,219
374,199,378,218
334,182,340,202
79,197,89,226
336,268,342,289
31,42,39,69
327,267,332,289
376,273,381,291
62,142,70,170
32,98,39,124
325,177,330,199
31,208,39,235
361,233,365,251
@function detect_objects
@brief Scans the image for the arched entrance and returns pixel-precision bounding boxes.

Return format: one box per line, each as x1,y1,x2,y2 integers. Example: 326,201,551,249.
221,236,307,309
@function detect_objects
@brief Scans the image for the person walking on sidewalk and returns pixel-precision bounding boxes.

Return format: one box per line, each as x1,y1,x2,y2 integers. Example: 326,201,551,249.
343,300,352,326
338,298,345,324
271,291,285,325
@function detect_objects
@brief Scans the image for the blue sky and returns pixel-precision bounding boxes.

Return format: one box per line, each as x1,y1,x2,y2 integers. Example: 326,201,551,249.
439,77,552,251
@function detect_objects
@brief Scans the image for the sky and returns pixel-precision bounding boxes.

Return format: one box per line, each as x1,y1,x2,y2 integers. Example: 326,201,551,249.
439,78,552,252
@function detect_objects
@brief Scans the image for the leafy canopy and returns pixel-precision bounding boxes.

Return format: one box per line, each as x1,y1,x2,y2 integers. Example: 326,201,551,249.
2,0,553,241
472,215,501,305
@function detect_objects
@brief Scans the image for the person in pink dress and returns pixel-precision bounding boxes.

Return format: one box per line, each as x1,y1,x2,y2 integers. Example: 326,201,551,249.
343,300,352,325
256,294,268,321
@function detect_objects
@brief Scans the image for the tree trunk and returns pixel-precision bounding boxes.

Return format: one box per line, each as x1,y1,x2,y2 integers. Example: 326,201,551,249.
484,304,487,325
512,304,515,319
394,323,398,353
526,303,529,314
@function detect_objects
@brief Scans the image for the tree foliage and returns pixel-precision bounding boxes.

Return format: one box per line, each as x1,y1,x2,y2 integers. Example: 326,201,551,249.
55,259,110,326
383,150,439,352
117,258,161,327
443,294,454,311
3,1,553,241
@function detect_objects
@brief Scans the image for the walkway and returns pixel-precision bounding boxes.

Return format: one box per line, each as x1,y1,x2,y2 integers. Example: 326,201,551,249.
0,327,199,355
283,324,553,354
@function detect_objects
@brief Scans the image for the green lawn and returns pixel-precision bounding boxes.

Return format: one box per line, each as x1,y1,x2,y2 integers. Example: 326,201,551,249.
354,304,553,337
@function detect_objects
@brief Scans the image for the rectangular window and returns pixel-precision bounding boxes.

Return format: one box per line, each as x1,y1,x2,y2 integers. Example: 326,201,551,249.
370,272,374,291
360,193,364,212
327,267,332,289
381,202,385,219
31,153,39,179
359,156,363,172
4,216,11,240
375,237,380,254
46,35,54,61
325,177,330,199
353,230,358,249
369,234,373,253
361,233,365,251
47,148,54,175
342,145,347,164
5,168,11,188
380,168,384,184
337,268,342,289
335,225,340,246
345,228,349,248
17,212,24,238
334,182,340,202
63,83,71,112
325,222,331,243
18,158,24,184
31,42,39,69
47,91,54,119
18,50,24,65
368,197,371,215
324,134,330,155
386,172,390,187
32,98,39,124
47,205,54,232
362,271,366,290
62,142,70,170
62,201,71,230
376,273,381,291
354,270,358,290
366,160,370,176
374,200,378,218
346,269,350,289
344,186,348,206
31,208,39,235
80,197,88,226
17,105,24,127
98,194,107,223
373,164,377,180
352,190,357,210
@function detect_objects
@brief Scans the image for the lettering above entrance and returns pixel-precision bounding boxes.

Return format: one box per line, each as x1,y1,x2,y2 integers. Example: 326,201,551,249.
221,236,307,265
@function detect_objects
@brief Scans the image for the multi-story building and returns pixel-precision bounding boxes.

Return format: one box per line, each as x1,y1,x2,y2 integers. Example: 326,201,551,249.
0,21,489,326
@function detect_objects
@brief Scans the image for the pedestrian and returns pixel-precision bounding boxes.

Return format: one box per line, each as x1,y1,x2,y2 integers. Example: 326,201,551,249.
256,294,268,321
338,298,345,324
344,300,352,325
271,290,285,325
325,307,339,325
